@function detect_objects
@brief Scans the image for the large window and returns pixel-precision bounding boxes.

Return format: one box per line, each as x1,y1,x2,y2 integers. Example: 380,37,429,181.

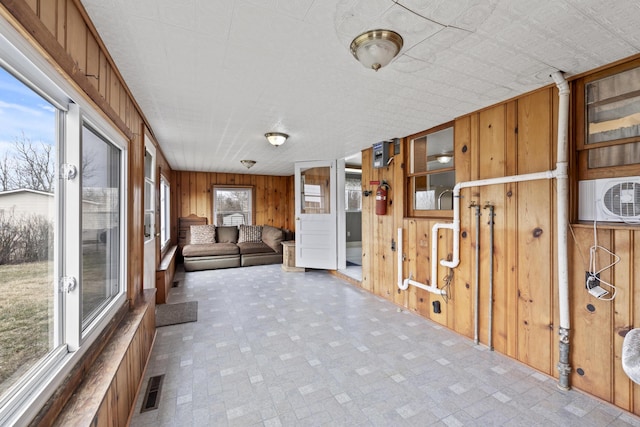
213,186,253,226
0,65,57,401
81,126,121,326
407,125,455,216
0,24,126,425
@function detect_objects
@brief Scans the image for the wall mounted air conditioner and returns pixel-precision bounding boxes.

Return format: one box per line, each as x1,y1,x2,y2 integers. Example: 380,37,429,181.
578,177,640,222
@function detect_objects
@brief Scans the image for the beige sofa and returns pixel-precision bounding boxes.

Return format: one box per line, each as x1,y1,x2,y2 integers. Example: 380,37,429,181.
182,224,291,272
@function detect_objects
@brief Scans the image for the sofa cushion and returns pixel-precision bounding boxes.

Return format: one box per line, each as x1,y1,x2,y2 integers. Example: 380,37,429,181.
182,242,239,257
261,225,284,253
216,226,239,243
237,241,274,255
190,224,216,244
238,224,262,243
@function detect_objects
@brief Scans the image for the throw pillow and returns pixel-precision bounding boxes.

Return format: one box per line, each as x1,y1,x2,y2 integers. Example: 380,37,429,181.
216,226,239,243
238,224,262,243
190,224,216,244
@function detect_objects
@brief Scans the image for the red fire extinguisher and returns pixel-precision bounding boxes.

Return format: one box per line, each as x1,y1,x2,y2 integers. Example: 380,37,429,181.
375,182,389,215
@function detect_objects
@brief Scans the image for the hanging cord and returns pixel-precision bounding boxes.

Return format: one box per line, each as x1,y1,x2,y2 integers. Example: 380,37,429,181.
586,218,619,301
566,179,620,301
568,222,588,269
441,268,453,304
568,220,619,301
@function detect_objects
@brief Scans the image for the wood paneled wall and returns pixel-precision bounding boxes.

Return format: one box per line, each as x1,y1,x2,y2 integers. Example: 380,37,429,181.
172,171,294,230
0,0,166,424
361,85,640,415
569,225,640,409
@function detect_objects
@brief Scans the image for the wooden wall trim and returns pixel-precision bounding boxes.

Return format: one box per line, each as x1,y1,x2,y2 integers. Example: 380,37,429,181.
0,0,133,140
30,301,129,426
69,0,153,132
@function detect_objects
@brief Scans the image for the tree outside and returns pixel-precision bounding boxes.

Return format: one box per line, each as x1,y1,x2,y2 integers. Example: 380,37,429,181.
0,65,57,396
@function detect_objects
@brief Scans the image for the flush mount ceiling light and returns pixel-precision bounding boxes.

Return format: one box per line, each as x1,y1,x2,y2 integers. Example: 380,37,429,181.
240,159,256,169
265,132,288,147
350,29,403,71
437,155,453,164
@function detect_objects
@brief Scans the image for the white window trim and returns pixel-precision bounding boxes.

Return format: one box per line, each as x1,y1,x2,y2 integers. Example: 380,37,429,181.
160,176,170,250
0,15,128,426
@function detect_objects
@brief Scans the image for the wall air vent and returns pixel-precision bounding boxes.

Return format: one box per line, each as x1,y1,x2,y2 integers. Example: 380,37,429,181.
579,177,640,223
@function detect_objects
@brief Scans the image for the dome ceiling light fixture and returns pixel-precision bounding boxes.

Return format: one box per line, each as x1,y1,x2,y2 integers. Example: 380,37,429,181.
350,29,403,71
437,154,453,164
240,159,256,169
265,132,289,147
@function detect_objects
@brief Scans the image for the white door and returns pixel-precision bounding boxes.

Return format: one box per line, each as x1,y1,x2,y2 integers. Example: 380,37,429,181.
143,138,156,289
295,160,338,270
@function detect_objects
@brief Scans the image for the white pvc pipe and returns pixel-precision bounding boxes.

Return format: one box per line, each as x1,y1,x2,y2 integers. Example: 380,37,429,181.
400,275,447,295
552,71,570,332
431,169,557,287
402,168,557,296
551,71,571,390
398,226,447,296
425,72,571,388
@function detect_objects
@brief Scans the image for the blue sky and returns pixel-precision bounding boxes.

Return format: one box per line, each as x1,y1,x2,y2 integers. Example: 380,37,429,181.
0,66,55,156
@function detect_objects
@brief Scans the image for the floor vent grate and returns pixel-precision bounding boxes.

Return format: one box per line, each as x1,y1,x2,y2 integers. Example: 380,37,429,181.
141,374,164,412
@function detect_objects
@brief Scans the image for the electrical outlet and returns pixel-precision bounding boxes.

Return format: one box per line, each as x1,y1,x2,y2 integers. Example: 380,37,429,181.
585,271,600,289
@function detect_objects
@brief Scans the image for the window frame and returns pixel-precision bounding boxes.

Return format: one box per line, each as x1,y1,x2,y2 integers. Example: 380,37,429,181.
406,122,456,218
575,58,640,180
212,185,255,226
345,169,362,212
0,18,128,426
160,176,171,250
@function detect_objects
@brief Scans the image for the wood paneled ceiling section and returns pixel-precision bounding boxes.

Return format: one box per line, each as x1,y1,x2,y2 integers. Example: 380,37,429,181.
79,0,640,175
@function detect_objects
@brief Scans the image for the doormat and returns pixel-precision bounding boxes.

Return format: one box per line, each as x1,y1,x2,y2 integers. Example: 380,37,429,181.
156,301,198,327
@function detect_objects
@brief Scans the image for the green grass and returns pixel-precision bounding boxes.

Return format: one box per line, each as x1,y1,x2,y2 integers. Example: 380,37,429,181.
0,246,117,396
0,261,52,396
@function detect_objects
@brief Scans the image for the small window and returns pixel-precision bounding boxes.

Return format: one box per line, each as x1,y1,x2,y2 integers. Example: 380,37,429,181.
407,125,455,216
577,61,640,179
143,149,154,241
300,166,331,214
345,170,362,212
213,187,253,226
160,177,170,248
586,66,640,145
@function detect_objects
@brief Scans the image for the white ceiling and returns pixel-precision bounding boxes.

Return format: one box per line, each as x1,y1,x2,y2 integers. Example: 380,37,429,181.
79,0,640,175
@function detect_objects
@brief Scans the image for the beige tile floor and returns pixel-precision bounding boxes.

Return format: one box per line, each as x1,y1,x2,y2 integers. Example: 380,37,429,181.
131,264,640,426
